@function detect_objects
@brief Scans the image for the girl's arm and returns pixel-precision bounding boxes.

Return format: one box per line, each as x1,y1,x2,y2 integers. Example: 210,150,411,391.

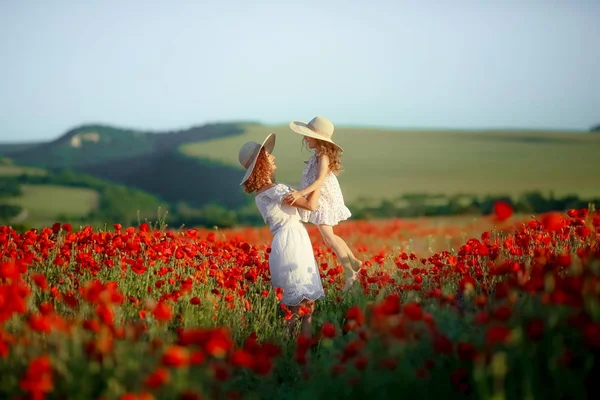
283,187,321,211
284,154,329,205
305,187,321,211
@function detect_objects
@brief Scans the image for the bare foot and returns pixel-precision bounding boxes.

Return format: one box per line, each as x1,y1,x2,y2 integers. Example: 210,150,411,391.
342,269,360,292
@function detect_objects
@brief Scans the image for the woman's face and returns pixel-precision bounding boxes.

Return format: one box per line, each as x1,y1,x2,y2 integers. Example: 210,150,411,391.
265,151,276,172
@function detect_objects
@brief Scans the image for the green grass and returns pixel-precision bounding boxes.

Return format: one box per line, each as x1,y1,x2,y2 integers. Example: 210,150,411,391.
4,184,98,227
0,164,47,176
180,124,600,203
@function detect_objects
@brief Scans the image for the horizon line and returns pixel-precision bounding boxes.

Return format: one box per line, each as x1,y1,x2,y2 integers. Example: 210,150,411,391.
0,120,593,144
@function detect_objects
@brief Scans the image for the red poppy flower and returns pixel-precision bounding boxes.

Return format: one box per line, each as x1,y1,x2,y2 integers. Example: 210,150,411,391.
493,201,513,221
144,367,170,388
161,345,189,367
321,322,336,338
403,303,423,321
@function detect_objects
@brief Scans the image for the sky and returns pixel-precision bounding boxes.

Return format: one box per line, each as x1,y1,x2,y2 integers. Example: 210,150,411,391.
1,0,599,142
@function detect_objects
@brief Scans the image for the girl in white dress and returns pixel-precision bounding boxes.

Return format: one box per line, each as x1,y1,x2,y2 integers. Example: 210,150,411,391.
284,116,362,292
238,133,325,337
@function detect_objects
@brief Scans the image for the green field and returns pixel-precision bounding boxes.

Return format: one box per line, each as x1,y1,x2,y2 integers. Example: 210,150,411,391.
180,124,600,203
3,184,98,227
0,164,47,176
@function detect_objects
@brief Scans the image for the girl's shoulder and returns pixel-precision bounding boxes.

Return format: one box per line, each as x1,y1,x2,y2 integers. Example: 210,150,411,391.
307,153,327,165
306,153,317,162
315,152,330,161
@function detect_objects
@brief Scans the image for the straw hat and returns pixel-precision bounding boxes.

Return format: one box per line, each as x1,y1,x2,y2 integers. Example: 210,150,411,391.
289,116,342,151
238,133,276,185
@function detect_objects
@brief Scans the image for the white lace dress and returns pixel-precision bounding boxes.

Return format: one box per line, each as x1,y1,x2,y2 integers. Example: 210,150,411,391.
299,154,352,226
255,183,325,306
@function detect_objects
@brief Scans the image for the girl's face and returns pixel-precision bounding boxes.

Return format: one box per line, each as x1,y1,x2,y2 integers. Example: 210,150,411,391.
265,151,276,172
304,136,317,149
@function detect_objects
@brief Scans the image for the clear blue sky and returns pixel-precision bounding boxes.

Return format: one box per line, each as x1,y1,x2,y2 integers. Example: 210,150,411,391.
1,0,599,141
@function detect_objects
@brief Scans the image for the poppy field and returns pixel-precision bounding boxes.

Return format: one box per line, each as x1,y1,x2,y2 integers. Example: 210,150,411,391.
1,207,599,399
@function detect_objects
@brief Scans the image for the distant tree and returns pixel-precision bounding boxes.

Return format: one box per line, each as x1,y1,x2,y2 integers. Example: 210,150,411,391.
0,204,22,220
0,177,22,198
591,124,600,132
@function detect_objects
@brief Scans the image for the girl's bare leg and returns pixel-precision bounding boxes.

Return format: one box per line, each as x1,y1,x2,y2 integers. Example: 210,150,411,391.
335,236,363,271
317,225,362,291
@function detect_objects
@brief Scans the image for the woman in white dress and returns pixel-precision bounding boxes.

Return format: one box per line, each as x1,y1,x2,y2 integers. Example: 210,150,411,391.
238,133,325,337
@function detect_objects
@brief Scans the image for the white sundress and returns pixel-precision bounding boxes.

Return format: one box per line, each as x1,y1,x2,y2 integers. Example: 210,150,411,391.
255,183,325,306
299,154,352,226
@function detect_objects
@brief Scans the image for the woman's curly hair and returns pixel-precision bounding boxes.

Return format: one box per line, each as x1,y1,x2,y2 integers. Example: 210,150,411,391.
313,139,343,175
243,148,273,193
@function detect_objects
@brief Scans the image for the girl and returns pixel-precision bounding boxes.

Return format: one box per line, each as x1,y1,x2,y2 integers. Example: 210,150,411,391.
238,133,325,337
284,116,362,292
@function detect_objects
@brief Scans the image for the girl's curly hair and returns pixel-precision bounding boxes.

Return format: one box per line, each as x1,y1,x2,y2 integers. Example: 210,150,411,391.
243,148,274,193
313,139,343,175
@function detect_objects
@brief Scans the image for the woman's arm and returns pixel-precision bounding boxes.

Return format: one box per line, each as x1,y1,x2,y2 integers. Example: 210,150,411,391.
283,155,329,204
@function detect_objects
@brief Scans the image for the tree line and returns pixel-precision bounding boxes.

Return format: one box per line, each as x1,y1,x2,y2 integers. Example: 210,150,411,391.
1,172,598,232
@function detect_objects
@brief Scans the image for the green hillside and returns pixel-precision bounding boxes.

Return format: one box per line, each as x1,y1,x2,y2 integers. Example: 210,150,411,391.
180,124,600,203
77,149,249,209
7,125,153,168
0,142,43,156
0,161,46,176
0,166,171,229
3,184,98,228
6,122,248,168
1,122,251,209
2,121,599,229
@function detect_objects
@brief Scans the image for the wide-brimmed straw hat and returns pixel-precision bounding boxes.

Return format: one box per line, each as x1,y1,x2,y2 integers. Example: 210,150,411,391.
289,116,342,151
238,133,276,185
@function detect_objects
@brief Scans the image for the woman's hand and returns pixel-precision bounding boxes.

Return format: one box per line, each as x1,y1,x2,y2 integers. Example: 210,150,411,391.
283,190,303,205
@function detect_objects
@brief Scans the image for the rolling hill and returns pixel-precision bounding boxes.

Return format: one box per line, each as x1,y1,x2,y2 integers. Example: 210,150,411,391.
0,142,44,156
3,123,249,168
2,184,99,228
0,159,46,176
0,162,172,229
180,124,600,203
1,122,254,209
76,150,248,209
3,121,600,227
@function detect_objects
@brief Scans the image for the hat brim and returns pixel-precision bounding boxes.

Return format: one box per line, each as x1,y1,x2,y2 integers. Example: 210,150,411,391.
239,133,276,185
289,121,343,151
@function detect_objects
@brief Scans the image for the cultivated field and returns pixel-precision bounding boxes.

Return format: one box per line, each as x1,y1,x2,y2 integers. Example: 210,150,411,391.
2,184,98,226
0,164,46,176
180,125,600,203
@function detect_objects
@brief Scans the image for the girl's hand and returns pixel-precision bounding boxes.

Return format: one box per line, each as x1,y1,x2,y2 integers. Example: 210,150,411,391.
283,191,303,205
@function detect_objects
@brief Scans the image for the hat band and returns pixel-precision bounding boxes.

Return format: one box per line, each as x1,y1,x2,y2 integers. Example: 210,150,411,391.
307,122,331,139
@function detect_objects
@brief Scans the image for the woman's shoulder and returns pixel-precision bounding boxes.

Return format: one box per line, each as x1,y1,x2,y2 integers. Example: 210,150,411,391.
273,182,293,193
256,183,290,200
256,183,276,196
